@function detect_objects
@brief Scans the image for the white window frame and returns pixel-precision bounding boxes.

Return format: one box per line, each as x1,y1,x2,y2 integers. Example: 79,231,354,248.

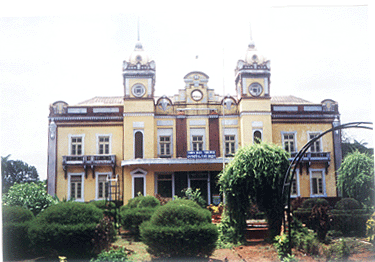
157,129,173,157
95,172,111,200
130,168,147,198
96,134,112,155
68,134,85,155
155,173,175,198
253,129,263,144
309,168,327,197
290,169,300,198
281,131,297,153
190,128,205,151
67,172,84,202
224,128,238,156
307,131,323,153
133,129,145,159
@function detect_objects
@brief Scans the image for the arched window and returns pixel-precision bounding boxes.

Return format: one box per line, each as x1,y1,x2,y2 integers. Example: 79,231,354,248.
134,131,143,159
253,130,262,144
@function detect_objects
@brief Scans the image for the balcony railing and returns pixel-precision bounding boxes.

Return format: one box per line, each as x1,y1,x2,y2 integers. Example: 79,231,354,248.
289,152,330,173
62,155,116,178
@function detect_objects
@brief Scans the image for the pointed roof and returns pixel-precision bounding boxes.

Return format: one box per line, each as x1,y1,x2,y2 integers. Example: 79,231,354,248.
77,96,123,105
271,95,313,105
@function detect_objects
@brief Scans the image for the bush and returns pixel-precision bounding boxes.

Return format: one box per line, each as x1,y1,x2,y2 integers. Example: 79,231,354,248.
90,200,117,218
3,182,58,215
119,196,160,236
140,199,218,258
120,207,156,235
123,195,160,209
331,198,371,236
325,239,351,261
366,212,375,243
293,198,329,228
92,216,117,254
91,247,131,262
2,206,34,260
28,202,104,258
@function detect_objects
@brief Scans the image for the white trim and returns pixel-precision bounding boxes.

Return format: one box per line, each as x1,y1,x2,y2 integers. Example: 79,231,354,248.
155,173,175,198
290,169,300,198
68,134,85,155
190,128,206,151
95,172,111,200
307,131,323,152
131,168,147,198
309,168,327,197
252,129,263,144
133,129,144,159
96,134,113,154
281,131,298,153
157,128,173,157
67,172,84,202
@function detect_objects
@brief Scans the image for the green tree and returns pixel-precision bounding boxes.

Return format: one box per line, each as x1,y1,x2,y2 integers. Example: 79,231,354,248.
338,151,374,208
2,155,39,193
2,181,58,215
218,142,290,243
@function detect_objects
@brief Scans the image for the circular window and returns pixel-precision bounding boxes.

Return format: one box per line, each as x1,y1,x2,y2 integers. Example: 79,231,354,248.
191,90,203,101
248,82,263,97
132,84,146,97
136,55,142,62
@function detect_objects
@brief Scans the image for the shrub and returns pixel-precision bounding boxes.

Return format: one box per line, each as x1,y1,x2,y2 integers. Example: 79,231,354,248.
28,202,104,258
2,206,34,260
90,247,131,262
92,216,117,254
120,207,156,235
123,195,160,209
366,212,375,243
3,182,58,215
119,196,160,236
90,200,117,218
310,201,331,241
325,239,351,261
331,198,371,236
140,199,218,258
293,198,329,228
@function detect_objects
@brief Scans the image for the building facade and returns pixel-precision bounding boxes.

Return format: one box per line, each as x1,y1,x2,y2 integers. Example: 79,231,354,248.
47,39,342,205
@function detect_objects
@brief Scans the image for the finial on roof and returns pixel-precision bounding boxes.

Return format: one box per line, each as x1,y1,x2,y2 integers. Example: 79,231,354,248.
134,17,143,51
137,17,140,42
248,23,255,49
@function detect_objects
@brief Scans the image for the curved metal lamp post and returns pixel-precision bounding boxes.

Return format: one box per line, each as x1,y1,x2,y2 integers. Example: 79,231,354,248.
281,121,373,254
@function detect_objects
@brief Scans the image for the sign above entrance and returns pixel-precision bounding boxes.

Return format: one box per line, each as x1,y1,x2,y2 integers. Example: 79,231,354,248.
187,150,216,159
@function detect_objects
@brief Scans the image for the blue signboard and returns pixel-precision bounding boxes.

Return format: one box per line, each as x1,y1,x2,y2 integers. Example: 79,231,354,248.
187,150,216,159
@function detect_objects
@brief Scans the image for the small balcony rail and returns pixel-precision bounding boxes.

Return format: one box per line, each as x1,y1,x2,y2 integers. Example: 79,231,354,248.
289,152,330,173
62,155,116,178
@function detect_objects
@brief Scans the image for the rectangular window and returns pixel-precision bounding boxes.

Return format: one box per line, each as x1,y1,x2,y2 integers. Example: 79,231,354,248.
70,175,82,200
283,133,296,153
225,135,236,156
311,170,325,196
192,136,203,151
159,136,171,157
157,174,173,198
71,137,83,155
98,136,110,155
98,174,109,199
309,133,321,152
291,174,297,195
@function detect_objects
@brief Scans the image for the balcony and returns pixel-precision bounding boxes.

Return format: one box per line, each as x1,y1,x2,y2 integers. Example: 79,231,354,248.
289,152,330,173
62,155,116,178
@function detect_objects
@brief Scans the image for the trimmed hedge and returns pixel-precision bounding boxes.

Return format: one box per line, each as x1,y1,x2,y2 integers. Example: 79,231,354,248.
90,200,117,219
28,202,104,258
140,199,218,258
293,198,329,228
2,206,34,260
120,207,156,235
331,198,371,236
123,195,160,209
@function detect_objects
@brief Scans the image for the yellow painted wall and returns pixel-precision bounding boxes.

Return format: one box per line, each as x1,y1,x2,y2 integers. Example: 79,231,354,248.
55,124,123,202
238,98,271,112
272,122,336,197
123,167,156,204
124,100,154,113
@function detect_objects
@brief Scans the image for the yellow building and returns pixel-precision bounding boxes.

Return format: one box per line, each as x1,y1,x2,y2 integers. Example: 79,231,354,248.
47,38,342,205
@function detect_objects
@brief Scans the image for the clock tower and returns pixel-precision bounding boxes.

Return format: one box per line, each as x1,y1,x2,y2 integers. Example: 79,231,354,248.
235,39,272,145
122,40,156,160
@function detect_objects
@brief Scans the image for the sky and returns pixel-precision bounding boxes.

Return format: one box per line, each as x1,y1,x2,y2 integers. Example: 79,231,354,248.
0,1,373,181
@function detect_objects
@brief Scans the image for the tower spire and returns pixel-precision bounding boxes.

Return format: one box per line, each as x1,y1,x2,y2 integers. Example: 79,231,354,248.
137,17,140,42
248,23,255,49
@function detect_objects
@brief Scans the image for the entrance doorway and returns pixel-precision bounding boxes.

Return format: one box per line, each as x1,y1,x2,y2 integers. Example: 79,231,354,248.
188,172,210,205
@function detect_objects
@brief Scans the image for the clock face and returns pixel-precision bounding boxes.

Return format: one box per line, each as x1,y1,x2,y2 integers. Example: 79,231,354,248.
191,89,203,101
132,84,146,97
249,82,263,97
